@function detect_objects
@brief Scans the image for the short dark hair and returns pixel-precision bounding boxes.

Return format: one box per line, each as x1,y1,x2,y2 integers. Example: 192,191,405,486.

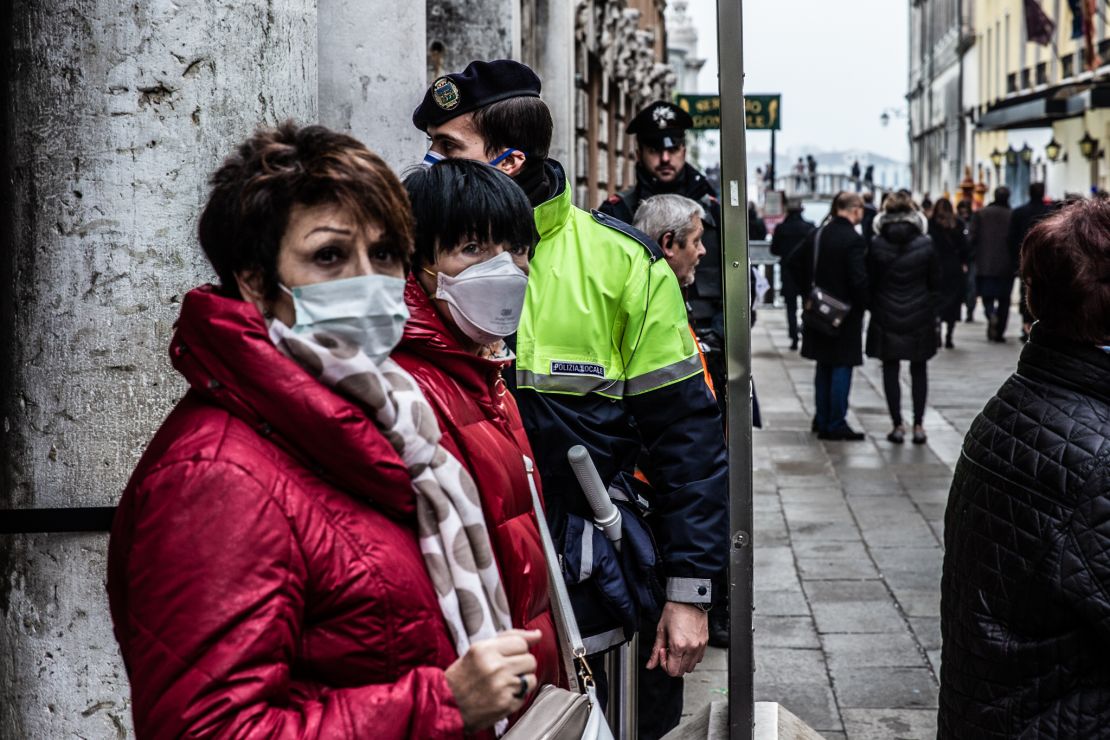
832,191,863,215
471,96,553,161
1029,182,1046,201
1021,198,1110,344
403,159,538,270
198,121,413,300
994,186,1011,206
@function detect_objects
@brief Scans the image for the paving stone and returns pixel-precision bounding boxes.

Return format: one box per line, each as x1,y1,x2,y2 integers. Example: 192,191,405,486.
797,554,879,581
755,647,828,686
810,599,906,635
841,708,939,739
754,589,811,616
822,631,926,670
908,617,941,651
888,588,941,618
831,666,939,709
870,547,943,590
789,520,863,543
754,683,843,734
753,615,821,649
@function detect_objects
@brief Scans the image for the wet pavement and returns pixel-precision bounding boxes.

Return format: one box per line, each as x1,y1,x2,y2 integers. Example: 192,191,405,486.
681,304,1025,739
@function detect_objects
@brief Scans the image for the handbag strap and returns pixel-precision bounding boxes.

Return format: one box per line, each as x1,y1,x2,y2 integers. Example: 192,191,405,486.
523,455,590,694
810,225,824,290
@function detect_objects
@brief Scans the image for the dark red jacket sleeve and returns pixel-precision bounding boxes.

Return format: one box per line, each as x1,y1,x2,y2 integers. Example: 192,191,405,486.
108,459,464,739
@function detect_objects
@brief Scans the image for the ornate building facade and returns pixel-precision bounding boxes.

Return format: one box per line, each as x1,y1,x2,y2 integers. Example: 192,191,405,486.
571,0,675,206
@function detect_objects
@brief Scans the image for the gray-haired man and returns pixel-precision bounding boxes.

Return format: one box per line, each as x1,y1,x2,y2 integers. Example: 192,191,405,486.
633,194,706,290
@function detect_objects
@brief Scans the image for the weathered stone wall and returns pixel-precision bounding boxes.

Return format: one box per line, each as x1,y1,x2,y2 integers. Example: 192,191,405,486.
319,0,429,172
0,1,317,736
426,0,515,83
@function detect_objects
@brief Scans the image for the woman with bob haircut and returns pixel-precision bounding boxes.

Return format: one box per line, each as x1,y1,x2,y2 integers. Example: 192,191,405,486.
396,158,560,704
106,122,552,738
939,197,1110,739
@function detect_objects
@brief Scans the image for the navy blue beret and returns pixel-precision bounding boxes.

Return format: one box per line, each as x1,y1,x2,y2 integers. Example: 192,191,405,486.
412,59,542,132
626,101,694,147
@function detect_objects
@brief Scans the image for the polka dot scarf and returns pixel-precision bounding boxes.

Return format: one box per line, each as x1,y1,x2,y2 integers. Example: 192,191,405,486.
268,320,514,658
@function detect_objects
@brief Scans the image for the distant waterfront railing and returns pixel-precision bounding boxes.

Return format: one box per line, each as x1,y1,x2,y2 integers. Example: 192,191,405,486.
772,171,868,199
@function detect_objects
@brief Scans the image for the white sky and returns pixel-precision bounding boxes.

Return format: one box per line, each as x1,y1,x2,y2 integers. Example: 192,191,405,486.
684,0,910,162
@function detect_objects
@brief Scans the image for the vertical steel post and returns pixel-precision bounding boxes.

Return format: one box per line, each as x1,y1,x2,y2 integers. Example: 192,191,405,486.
715,2,755,740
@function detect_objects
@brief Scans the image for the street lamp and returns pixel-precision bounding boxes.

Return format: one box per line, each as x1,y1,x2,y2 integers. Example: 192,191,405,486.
1045,138,1063,162
990,148,1004,169
1006,146,1018,165
1020,144,1034,164
1079,131,1100,161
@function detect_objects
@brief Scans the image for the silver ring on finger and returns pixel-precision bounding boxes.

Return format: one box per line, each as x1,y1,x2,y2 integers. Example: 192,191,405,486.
513,673,529,699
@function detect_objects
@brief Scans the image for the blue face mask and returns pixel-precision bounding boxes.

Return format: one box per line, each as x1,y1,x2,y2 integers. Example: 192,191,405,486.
421,147,523,169
280,274,409,365
421,150,447,168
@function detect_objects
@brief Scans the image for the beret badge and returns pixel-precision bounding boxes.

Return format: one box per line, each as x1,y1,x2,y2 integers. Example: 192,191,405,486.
433,77,460,110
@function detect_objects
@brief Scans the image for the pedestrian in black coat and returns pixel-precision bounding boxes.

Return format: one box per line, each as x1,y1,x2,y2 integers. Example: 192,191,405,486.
1006,182,1055,340
969,187,1013,341
770,201,815,349
865,193,940,445
939,199,1110,739
928,197,971,347
785,192,869,440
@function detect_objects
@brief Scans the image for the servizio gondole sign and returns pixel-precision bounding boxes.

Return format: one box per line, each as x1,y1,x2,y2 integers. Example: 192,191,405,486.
675,94,781,131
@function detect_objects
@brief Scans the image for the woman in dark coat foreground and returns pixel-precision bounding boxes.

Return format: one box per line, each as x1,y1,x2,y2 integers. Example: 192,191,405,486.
939,198,1110,739
928,197,971,348
865,191,940,444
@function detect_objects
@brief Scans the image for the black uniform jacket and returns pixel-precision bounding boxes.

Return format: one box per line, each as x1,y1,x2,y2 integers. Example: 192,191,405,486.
599,163,722,324
785,216,869,366
939,326,1110,739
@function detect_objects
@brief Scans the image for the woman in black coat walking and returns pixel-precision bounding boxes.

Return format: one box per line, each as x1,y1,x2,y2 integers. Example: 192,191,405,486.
929,197,971,348
866,192,941,444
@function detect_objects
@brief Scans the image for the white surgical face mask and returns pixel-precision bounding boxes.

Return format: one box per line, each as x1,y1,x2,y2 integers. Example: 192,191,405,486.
434,251,529,345
280,274,409,365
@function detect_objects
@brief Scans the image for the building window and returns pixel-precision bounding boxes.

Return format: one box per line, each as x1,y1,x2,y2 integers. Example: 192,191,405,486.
1062,53,1074,78
1021,67,1031,89
1036,61,1048,85
1007,72,1017,93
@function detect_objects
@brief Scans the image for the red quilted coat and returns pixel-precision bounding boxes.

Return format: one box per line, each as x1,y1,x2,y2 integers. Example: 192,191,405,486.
107,286,466,738
393,277,560,695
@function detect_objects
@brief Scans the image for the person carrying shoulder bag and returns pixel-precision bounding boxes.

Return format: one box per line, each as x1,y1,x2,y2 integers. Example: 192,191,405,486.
785,192,870,441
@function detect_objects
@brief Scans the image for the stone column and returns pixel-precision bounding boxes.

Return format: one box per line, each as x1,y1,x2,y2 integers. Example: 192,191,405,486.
426,0,517,81
318,0,428,172
537,0,578,179
0,1,317,736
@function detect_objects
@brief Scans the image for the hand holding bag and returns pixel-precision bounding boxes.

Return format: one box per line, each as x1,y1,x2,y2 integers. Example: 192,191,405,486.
501,457,614,740
801,226,852,337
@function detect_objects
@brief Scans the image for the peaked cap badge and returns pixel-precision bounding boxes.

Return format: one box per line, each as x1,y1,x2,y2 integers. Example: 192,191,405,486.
652,105,676,129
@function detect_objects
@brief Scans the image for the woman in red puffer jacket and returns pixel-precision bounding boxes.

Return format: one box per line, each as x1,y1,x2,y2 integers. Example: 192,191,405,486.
107,123,547,739
396,161,561,697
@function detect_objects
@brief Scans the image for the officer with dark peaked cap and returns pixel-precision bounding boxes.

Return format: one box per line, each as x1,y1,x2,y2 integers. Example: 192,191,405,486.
599,101,724,380
413,62,729,740
601,100,732,650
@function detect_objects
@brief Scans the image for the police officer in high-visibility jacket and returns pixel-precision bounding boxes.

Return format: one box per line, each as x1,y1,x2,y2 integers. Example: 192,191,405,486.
413,60,728,740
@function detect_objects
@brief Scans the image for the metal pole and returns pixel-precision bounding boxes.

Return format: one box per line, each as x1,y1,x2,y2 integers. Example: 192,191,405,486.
716,1,755,739
770,129,776,184
603,642,638,739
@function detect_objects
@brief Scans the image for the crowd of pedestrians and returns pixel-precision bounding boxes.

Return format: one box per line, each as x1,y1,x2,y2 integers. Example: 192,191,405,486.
770,179,1076,447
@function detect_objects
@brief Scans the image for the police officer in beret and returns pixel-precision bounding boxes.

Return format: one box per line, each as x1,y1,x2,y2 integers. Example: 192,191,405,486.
413,61,728,740
600,101,725,405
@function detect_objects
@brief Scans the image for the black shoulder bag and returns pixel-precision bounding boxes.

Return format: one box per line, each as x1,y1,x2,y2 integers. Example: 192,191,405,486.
801,226,852,337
